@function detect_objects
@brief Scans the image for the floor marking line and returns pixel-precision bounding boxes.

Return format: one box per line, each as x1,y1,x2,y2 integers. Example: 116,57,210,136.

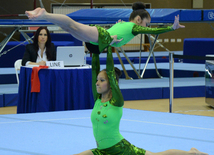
0,117,90,124
174,109,214,113
1,116,214,131
122,119,214,131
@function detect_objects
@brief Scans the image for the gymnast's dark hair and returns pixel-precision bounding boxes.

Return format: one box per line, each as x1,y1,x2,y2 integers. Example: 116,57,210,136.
33,27,52,60
102,67,122,82
129,2,151,21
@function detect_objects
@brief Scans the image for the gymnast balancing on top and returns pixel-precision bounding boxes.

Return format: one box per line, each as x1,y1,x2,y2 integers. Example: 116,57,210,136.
25,2,185,54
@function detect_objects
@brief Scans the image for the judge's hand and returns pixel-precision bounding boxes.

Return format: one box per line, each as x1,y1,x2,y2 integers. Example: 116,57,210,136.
38,61,46,66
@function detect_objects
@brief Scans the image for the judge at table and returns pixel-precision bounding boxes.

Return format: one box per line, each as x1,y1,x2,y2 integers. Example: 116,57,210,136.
22,27,56,66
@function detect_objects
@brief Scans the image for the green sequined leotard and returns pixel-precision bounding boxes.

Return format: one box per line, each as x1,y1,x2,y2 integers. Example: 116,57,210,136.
87,21,174,154
90,46,146,154
89,22,174,53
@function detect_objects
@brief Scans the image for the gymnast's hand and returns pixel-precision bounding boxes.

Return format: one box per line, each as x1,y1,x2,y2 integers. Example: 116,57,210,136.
110,35,123,45
172,15,185,30
116,19,124,24
25,7,46,20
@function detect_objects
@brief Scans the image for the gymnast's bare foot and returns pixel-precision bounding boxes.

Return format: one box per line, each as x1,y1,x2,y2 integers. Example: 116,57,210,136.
25,7,46,20
189,148,208,155
172,15,185,30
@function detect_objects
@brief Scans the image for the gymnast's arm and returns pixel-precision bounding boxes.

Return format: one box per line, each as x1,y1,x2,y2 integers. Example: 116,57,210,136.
106,46,124,107
132,25,174,36
92,53,100,101
132,15,185,35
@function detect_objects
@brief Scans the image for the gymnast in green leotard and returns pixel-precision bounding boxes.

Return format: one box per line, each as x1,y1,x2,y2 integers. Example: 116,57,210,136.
26,2,208,155
89,46,147,154
75,48,207,155
25,2,184,54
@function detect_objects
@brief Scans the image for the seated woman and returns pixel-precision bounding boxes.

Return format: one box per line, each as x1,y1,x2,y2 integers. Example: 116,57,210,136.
22,27,56,66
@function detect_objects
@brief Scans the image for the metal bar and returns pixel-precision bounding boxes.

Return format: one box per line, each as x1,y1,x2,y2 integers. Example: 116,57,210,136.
90,0,93,8
149,35,163,78
118,47,141,79
39,0,44,8
148,35,170,52
140,34,160,78
140,49,153,78
34,0,36,9
169,52,174,113
139,34,142,74
0,25,54,28
152,52,163,78
115,48,132,80
0,27,19,53
19,31,33,44
0,37,7,47
0,14,25,17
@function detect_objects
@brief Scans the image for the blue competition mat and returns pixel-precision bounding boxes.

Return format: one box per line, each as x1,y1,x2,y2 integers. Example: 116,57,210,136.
0,109,213,154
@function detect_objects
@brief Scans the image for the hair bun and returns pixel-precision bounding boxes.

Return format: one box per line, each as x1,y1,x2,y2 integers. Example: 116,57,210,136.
132,2,145,11
114,67,122,77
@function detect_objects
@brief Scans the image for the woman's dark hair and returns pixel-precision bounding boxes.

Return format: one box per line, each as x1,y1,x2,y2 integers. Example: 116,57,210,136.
114,67,122,82
102,67,122,82
129,2,150,21
33,27,52,60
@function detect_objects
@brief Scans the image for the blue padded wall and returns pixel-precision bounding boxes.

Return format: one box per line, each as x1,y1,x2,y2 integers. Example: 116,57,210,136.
20,33,82,46
121,88,162,100
4,93,18,107
0,74,17,84
183,38,214,64
203,10,214,21
162,86,205,98
0,94,3,107
180,10,201,21
0,41,28,68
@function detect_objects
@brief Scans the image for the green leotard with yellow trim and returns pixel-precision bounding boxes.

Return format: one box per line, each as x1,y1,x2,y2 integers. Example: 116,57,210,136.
90,46,146,154
89,23,174,154
89,22,174,53
91,46,124,150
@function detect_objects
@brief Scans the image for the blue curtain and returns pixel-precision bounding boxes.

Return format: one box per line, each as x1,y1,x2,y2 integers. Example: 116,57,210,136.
17,67,94,113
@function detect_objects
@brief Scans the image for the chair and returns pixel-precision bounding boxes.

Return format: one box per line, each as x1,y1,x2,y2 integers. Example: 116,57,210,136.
14,59,22,85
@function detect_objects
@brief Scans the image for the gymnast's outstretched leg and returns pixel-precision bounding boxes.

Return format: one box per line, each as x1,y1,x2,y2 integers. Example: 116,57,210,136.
25,8,123,52
145,147,208,155
25,8,98,43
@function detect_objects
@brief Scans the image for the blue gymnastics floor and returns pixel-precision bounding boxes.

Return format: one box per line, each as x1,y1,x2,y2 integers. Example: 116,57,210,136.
0,108,213,155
